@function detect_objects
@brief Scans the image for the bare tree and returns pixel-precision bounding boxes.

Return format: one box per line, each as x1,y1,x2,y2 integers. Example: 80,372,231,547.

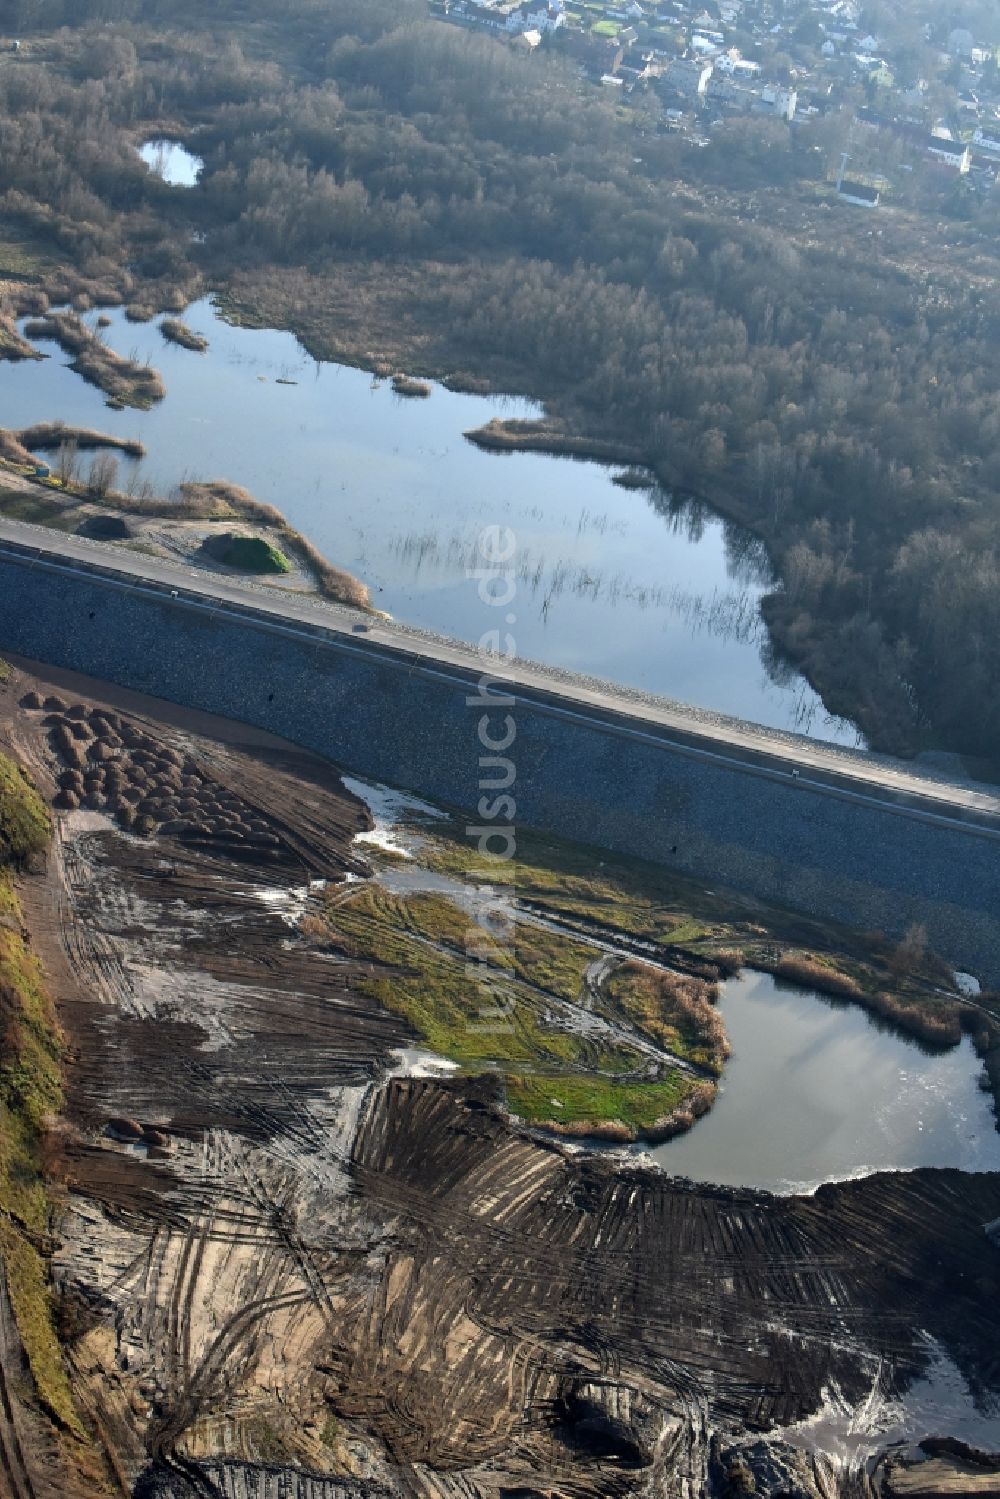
87,452,119,500
56,439,79,488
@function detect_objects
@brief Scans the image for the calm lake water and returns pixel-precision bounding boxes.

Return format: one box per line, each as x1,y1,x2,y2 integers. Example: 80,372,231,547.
139,139,203,186
7,299,862,742
650,970,1000,1192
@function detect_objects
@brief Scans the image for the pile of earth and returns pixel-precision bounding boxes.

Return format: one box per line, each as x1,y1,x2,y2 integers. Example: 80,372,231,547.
200,531,290,574
21,691,294,861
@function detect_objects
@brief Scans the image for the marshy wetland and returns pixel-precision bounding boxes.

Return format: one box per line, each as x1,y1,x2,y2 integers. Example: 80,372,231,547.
0,299,862,743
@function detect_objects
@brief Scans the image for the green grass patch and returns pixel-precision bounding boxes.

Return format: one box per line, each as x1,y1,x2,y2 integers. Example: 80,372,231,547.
219,535,291,574
0,1222,80,1433
505,1073,693,1132
0,867,81,1436
509,920,599,1002
421,826,739,956
327,886,588,1069
322,882,714,1136
591,18,621,34
419,823,976,1061
0,753,50,868
605,960,728,1074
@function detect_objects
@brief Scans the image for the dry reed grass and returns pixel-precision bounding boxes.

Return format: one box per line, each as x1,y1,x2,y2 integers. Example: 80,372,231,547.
18,423,145,458
22,312,165,409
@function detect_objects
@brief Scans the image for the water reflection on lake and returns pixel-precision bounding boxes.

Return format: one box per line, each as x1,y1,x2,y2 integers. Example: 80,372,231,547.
139,138,203,186
7,299,861,742
649,970,1000,1193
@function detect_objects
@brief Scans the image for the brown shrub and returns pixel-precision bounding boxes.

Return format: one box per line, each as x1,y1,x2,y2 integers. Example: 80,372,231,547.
774,953,862,998
0,428,35,466
868,990,962,1047
612,960,729,1073
713,948,744,977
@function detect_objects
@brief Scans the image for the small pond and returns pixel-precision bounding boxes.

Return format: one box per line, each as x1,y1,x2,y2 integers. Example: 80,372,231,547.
6,299,862,743
341,782,1000,1197
138,138,203,186
649,970,1000,1193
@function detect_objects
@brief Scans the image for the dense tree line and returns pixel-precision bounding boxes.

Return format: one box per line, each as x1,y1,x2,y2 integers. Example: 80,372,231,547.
3,0,1000,754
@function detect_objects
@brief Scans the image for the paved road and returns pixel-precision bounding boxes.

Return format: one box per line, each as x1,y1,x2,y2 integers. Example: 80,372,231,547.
2,515,999,829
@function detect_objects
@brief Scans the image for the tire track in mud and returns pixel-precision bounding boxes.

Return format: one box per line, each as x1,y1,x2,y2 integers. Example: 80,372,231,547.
17,687,1000,1493
0,1272,42,1499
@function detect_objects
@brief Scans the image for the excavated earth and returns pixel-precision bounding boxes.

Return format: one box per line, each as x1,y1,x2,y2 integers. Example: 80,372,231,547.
0,656,999,1499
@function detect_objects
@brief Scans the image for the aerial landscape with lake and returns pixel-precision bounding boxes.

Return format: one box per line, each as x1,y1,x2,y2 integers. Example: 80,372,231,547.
0,0,999,1496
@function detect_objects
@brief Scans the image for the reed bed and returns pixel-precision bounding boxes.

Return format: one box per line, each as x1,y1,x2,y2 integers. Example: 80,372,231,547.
22,311,165,409
18,423,145,458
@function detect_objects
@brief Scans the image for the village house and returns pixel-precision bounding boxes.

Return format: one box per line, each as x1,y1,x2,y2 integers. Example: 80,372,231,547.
837,178,880,206
926,135,972,172
972,125,1000,159
661,55,714,99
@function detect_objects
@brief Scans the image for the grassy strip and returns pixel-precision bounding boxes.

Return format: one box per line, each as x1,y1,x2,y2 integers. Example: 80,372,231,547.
421,826,968,1027
0,752,50,867
0,754,82,1436
465,417,642,465
505,1074,693,1137
0,917,81,1436
0,316,43,363
321,884,706,1137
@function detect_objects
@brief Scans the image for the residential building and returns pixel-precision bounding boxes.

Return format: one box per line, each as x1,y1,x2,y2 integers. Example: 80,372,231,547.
926,136,972,171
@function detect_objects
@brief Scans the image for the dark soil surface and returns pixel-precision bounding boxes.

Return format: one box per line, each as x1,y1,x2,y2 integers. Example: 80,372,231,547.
0,656,996,1499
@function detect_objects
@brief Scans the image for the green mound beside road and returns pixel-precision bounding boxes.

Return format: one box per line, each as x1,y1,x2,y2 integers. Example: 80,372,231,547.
205,532,291,574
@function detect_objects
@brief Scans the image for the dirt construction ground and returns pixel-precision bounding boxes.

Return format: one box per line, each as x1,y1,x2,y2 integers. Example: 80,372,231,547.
0,655,998,1499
